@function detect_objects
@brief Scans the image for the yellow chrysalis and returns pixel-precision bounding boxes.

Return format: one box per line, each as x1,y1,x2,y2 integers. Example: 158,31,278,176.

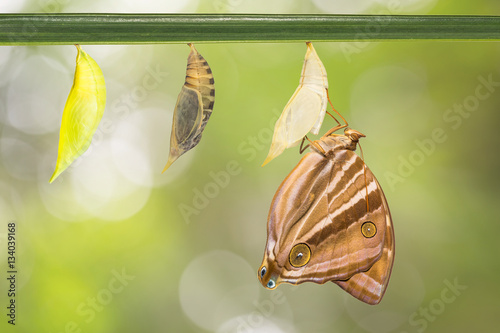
162,43,215,173
49,45,106,183
262,42,328,166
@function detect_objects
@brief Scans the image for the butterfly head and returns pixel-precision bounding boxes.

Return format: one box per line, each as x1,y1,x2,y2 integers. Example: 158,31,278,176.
344,128,366,142
258,242,313,289
258,258,280,290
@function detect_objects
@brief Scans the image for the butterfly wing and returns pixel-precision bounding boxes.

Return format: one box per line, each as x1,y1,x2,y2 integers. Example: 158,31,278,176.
259,146,394,304
259,151,331,285
334,177,395,305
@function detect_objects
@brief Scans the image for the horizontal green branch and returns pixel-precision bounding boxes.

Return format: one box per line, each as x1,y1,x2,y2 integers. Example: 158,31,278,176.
1,14,500,45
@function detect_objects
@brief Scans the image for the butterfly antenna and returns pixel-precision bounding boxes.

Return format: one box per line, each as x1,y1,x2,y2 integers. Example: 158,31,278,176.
358,141,370,213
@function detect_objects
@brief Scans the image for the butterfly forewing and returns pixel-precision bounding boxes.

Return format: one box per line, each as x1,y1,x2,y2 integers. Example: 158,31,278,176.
266,152,331,262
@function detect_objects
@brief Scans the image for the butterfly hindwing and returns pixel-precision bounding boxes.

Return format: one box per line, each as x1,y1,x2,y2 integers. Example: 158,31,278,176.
335,178,395,305
326,150,387,279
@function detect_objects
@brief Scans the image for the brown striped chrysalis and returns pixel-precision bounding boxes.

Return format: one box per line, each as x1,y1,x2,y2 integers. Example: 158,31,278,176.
163,43,215,172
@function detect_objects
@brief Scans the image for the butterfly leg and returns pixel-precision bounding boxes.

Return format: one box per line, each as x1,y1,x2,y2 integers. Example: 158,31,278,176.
302,136,326,156
299,137,310,154
326,88,349,128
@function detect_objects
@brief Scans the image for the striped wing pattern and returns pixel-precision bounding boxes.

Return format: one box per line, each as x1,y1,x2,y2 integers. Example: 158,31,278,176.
259,130,394,305
330,157,395,305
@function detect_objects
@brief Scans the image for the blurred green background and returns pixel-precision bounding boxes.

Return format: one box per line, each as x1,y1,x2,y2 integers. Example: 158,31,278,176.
1,1,500,332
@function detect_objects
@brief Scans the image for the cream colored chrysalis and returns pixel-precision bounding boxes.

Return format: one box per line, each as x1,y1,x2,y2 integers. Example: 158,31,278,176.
49,45,106,183
262,42,328,166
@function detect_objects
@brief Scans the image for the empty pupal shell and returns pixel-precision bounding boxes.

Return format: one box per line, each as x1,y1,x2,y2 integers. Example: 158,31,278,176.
262,42,328,166
162,43,215,172
50,45,106,183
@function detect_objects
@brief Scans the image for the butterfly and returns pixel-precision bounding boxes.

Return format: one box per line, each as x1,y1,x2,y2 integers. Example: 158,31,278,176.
258,115,395,305
50,44,106,183
262,42,329,166
163,43,215,172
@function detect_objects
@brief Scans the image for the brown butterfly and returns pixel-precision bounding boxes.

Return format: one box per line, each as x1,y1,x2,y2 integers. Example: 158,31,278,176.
258,111,394,305
163,43,215,172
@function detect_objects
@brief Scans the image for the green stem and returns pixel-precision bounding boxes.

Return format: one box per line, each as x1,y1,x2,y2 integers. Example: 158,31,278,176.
1,14,499,45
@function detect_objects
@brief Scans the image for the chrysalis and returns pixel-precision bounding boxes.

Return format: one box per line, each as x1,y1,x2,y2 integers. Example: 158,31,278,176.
162,43,215,172
262,42,328,166
50,45,106,183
